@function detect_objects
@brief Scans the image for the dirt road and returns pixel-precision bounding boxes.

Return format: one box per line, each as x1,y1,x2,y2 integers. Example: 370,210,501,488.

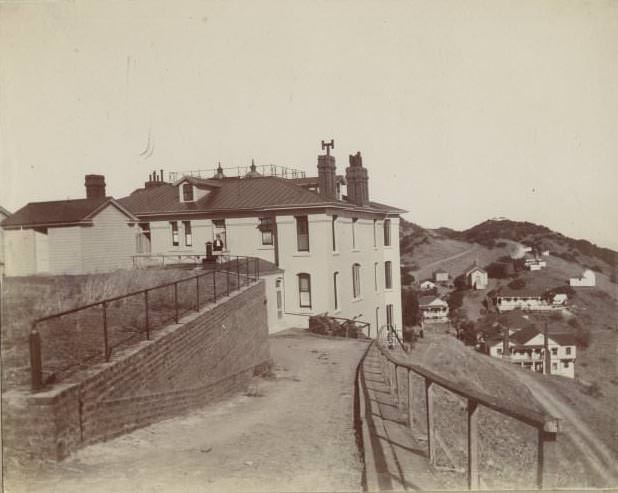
5,330,368,493
515,371,618,488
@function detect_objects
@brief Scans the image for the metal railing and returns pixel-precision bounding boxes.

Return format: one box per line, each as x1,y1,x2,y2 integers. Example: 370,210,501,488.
29,256,262,391
167,164,306,182
372,338,559,490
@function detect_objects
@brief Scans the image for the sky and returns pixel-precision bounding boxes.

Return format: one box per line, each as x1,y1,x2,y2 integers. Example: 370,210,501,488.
1,0,617,249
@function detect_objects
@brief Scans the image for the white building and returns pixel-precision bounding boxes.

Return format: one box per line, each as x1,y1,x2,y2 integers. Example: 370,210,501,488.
465,264,488,290
2,146,406,338
495,288,567,312
0,205,11,275
525,254,547,271
420,280,437,290
484,326,576,378
570,269,596,287
418,295,449,323
1,177,138,276
119,150,405,336
433,269,449,283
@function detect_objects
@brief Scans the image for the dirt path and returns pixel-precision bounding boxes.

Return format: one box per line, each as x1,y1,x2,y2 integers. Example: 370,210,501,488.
515,371,618,487
5,330,369,493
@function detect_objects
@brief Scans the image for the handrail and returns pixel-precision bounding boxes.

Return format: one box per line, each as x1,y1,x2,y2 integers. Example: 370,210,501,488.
375,341,557,431
372,339,560,490
29,255,262,391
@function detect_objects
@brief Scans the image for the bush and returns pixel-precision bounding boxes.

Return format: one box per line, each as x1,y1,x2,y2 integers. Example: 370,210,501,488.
448,290,464,311
575,326,591,348
453,274,467,291
486,261,510,279
508,278,526,290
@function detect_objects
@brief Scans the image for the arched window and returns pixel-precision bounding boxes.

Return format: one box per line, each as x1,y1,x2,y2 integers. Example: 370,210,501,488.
298,273,312,308
383,219,391,246
352,263,361,299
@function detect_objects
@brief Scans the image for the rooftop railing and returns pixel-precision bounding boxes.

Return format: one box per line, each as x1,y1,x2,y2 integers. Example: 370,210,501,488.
168,164,306,182
29,256,261,391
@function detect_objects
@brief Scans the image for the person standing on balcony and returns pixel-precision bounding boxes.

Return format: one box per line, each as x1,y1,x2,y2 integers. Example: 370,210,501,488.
213,234,224,263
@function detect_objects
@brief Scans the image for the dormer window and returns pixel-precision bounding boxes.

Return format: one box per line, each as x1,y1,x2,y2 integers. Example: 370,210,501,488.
182,183,194,202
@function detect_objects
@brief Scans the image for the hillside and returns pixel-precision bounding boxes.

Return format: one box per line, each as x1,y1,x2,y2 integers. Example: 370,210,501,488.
400,218,617,282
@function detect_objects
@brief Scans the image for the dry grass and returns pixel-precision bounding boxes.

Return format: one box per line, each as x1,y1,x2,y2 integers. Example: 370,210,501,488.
1,266,246,389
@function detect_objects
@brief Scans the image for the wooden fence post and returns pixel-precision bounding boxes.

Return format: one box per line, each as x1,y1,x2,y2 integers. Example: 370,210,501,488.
394,364,400,408
30,329,42,391
144,290,150,340
425,378,435,464
537,426,558,490
467,399,480,490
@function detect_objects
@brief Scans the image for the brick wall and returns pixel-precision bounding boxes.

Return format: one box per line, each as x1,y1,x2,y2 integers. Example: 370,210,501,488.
2,281,270,463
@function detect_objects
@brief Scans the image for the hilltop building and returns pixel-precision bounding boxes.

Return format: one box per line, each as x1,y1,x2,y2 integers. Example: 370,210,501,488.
494,288,567,313
420,280,436,291
433,269,449,283
1,143,406,337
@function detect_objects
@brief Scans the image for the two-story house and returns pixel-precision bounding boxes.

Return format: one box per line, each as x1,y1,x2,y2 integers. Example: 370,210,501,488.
118,145,406,336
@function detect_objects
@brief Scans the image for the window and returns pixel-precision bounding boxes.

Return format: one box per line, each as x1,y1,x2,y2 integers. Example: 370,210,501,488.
352,263,361,299
384,219,391,246
497,348,503,355
259,217,274,245
296,216,309,251
136,223,151,254
170,221,179,246
385,261,393,289
386,304,394,328
183,221,192,246
352,218,358,249
552,362,558,370
213,219,227,249
331,215,337,252
298,273,312,308
182,183,194,202
551,347,558,356
566,347,572,355
374,262,379,291
333,272,339,310
563,361,569,368
373,219,377,247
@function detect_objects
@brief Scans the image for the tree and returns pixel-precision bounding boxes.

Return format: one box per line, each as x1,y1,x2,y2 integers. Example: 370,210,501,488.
401,288,419,327
508,278,526,290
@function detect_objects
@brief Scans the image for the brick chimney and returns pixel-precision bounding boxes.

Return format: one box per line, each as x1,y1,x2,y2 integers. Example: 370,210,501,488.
85,174,106,199
144,169,166,189
318,154,337,201
345,152,369,206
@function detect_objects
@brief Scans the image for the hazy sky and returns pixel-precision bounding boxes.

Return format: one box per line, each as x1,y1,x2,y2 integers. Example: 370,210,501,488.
1,0,617,249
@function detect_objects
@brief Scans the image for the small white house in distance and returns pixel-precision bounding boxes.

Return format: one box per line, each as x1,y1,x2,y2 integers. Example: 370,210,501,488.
465,264,488,290
420,280,437,290
484,326,576,378
433,269,449,283
495,288,567,312
1,176,138,276
419,295,449,323
570,269,596,287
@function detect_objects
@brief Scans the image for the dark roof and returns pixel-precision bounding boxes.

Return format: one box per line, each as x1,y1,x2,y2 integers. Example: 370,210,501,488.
1,197,134,228
497,311,534,329
290,175,347,186
496,287,545,297
510,326,541,345
119,176,406,216
179,176,223,188
0,205,11,217
549,333,576,346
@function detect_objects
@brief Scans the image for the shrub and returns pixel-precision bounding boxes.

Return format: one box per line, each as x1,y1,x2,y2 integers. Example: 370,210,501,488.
453,274,467,291
448,290,464,311
575,326,591,348
486,262,510,279
402,289,419,327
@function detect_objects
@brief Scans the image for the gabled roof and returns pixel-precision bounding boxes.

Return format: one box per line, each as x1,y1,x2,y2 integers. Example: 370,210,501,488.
1,197,137,229
465,264,487,276
434,268,448,274
418,295,447,307
176,176,223,189
509,326,541,345
495,287,545,298
0,205,11,218
119,176,407,216
290,175,347,186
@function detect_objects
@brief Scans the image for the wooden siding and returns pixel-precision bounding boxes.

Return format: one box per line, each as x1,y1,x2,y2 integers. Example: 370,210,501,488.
4,229,37,276
48,226,83,274
81,204,135,273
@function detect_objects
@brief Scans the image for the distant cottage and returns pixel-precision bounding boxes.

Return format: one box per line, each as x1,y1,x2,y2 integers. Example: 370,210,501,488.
494,288,567,312
465,263,488,290
418,295,449,323
569,269,596,287
433,269,449,283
